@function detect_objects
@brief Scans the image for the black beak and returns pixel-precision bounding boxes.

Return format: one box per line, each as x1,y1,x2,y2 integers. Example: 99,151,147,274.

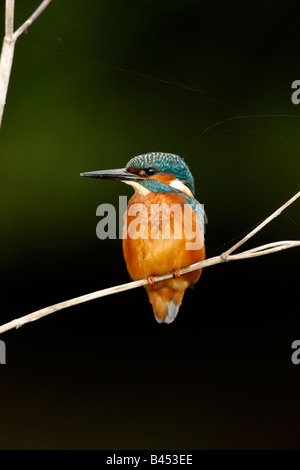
80,168,140,182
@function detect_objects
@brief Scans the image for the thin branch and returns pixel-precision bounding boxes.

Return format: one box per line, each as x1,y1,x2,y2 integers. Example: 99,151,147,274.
5,0,15,38
0,0,52,127
221,190,300,258
13,0,52,40
0,191,299,335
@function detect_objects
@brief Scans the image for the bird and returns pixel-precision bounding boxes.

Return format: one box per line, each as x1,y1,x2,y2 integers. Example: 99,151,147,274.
81,152,207,324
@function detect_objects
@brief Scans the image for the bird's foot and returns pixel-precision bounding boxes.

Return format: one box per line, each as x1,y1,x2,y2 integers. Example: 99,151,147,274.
172,269,180,279
147,275,156,287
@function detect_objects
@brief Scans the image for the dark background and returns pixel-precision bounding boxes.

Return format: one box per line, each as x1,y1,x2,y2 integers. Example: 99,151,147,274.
0,0,299,449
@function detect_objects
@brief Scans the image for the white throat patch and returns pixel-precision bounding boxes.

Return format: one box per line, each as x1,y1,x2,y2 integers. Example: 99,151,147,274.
169,179,194,198
122,180,150,195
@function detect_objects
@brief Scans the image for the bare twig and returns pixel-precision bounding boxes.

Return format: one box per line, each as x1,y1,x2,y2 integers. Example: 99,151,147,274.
0,191,299,335
0,0,52,127
221,190,300,258
13,0,52,40
5,0,14,38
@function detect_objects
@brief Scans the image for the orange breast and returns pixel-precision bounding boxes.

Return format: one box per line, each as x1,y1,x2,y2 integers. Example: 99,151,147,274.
122,192,205,291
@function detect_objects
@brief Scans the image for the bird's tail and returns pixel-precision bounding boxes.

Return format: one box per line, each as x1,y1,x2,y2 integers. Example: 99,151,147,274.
146,287,185,324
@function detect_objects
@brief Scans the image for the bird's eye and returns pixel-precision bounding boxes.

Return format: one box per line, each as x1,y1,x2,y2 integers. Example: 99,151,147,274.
145,168,156,176
137,168,156,177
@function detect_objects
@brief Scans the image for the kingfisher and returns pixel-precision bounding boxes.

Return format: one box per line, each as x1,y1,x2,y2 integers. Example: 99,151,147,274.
81,152,206,324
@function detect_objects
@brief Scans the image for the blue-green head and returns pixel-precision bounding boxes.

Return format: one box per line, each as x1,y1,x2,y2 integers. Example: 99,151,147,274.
81,152,195,197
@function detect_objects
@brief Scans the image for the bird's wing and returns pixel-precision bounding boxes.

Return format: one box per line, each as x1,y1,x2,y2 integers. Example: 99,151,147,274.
185,196,207,237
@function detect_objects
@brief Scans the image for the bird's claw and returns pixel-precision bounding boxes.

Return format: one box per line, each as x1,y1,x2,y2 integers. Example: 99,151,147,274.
172,269,180,279
147,275,156,287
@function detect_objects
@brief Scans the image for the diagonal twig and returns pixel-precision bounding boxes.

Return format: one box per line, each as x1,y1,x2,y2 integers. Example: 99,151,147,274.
221,190,300,258
13,0,52,40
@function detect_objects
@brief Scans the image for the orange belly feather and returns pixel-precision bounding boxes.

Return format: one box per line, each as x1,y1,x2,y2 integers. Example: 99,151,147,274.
122,192,205,323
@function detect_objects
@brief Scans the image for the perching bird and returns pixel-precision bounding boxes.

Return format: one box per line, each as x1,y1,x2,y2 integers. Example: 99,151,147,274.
81,152,206,324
